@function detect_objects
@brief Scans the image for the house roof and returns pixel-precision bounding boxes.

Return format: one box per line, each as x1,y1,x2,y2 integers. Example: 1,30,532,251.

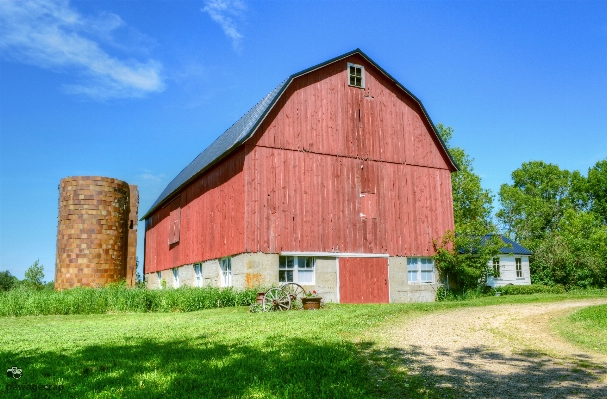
142,49,458,220
485,234,533,255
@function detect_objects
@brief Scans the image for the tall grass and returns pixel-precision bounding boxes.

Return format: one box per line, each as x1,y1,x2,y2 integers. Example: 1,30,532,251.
0,285,259,317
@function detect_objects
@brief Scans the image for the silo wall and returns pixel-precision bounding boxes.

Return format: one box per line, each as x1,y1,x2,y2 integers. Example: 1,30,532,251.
55,176,138,290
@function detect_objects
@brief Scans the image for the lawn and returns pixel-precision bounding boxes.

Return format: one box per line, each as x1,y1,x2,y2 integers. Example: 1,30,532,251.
1,292,605,399
555,304,607,356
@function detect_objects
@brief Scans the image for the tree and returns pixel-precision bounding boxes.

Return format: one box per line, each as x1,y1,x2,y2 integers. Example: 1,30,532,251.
497,161,585,249
0,270,18,291
23,259,45,290
587,159,607,225
433,124,499,292
435,124,494,231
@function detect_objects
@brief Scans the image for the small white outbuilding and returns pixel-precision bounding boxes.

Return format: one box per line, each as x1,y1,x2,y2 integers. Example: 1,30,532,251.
485,235,533,288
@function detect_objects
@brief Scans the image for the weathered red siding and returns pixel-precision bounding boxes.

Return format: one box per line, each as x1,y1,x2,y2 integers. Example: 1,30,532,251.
248,54,452,170
145,148,246,273
244,54,454,257
244,146,453,256
339,258,389,303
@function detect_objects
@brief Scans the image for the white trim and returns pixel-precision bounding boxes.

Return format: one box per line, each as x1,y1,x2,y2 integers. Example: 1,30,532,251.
281,252,389,258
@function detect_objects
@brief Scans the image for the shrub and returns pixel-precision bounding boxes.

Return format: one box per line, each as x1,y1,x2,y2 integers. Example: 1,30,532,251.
495,284,566,296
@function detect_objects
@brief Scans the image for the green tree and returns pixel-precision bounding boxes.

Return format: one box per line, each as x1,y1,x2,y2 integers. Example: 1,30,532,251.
587,159,607,225
23,259,45,290
436,124,494,230
433,124,500,292
0,270,18,291
532,210,607,289
497,161,585,248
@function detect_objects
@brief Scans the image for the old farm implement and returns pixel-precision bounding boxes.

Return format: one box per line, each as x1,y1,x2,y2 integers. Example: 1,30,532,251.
261,283,306,311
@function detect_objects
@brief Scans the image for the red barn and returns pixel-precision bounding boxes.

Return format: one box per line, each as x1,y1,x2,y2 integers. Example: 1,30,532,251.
142,49,457,303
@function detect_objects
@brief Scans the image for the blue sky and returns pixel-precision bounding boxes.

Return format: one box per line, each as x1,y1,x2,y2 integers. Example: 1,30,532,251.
1,0,606,280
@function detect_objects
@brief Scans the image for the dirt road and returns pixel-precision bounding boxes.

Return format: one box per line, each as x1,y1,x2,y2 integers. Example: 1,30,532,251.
369,299,607,398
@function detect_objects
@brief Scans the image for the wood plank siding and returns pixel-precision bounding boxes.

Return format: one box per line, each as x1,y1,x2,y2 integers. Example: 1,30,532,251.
144,148,246,273
339,257,389,303
244,54,454,257
144,53,455,272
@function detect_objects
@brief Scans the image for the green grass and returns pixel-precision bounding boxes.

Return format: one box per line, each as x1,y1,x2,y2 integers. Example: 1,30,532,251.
2,292,606,398
0,286,259,316
555,304,607,356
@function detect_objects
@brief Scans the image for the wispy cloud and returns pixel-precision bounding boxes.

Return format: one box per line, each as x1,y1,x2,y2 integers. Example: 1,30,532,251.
202,0,246,51
0,0,165,99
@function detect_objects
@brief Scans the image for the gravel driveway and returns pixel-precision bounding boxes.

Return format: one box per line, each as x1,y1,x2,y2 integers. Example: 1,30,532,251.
365,299,607,399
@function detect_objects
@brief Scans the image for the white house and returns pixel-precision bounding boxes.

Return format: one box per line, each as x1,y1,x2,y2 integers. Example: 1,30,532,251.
486,235,532,287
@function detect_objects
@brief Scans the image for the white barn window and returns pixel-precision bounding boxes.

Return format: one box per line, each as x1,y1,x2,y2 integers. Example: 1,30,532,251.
220,258,232,287
407,257,435,284
194,263,202,287
347,63,365,88
279,256,315,284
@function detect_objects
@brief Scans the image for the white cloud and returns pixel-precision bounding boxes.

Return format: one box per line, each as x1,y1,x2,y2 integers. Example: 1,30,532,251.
202,0,246,50
0,0,165,99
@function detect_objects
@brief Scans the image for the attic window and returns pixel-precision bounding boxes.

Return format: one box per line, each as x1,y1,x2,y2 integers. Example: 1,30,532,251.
348,63,365,88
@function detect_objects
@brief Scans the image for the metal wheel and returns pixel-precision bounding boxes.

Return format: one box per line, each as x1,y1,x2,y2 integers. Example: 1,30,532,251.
281,283,306,302
263,287,291,312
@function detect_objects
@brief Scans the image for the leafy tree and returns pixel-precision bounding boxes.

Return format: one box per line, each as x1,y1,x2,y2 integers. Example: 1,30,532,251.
436,124,494,230
587,159,607,225
532,210,607,289
23,259,45,290
497,161,585,248
433,124,499,292
0,270,18,291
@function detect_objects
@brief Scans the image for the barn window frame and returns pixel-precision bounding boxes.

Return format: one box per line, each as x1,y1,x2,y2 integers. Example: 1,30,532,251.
157,271,163,289
407,257,435,284
515,258,523,278
220,257,232,287
194,263,202,287
347,63,365,89
279,256,315,285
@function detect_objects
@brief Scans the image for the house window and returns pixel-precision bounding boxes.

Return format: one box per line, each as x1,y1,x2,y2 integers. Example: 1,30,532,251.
348,63,365,88
194,264,202,287
407,257,435,284
516,258,523,278
157,271,163,288
172,268,179,288
279,256,315,284
220,257,232,287
492,257,501,278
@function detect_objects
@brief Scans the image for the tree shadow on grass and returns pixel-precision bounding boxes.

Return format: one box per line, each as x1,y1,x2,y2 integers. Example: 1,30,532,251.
1,334,379,399
2,335,605,398
360,341,607,399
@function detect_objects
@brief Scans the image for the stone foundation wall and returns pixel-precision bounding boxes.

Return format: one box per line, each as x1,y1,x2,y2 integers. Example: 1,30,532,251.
388,256,439,303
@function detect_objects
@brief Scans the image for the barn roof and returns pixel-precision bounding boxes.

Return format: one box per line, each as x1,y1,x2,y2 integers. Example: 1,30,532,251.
142,49,458,220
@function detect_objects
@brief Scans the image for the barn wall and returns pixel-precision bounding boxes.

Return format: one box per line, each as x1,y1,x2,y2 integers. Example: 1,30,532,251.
244,146,454,256
144,148,246,273
248,54,453,170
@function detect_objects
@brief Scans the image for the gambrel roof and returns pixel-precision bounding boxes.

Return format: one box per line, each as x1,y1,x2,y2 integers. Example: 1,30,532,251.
142,49,458,220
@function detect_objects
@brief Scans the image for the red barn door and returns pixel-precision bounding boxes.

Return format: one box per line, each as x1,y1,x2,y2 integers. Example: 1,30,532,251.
339,257,389,303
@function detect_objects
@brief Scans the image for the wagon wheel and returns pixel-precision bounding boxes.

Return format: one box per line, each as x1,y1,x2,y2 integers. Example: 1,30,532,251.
281,283,306,302
263,287,292,312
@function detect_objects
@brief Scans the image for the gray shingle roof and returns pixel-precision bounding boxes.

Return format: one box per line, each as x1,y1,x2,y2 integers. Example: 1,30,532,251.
142,49,458,220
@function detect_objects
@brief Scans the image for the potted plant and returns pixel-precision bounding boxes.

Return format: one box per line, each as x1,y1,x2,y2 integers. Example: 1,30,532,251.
301,290,322,310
